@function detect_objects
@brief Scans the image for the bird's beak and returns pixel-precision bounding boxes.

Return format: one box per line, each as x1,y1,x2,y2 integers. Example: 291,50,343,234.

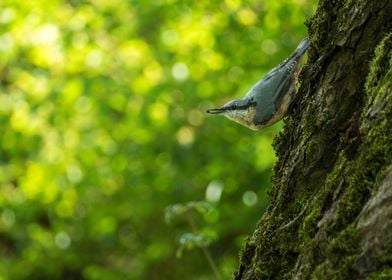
206,107,226,114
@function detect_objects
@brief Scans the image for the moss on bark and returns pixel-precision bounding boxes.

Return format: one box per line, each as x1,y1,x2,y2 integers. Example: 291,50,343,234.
235,0,392,279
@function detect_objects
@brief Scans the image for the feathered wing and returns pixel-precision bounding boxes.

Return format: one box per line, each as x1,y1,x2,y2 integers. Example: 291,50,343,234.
249,38,310,124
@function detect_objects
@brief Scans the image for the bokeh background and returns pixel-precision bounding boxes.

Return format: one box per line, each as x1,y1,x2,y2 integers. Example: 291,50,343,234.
0,0,315,279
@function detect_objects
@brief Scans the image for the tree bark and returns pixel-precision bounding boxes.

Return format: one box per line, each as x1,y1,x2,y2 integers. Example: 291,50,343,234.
235,0,392,279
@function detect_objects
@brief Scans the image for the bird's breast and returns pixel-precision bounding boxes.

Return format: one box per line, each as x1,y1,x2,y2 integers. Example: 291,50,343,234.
225,107,259,130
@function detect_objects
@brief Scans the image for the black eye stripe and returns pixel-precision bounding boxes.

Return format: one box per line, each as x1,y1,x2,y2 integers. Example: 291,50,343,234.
227,101,256,111
230,102,256,110
231,104,249,110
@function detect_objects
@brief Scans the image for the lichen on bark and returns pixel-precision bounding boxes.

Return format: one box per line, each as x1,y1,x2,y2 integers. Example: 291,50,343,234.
235,0,392,279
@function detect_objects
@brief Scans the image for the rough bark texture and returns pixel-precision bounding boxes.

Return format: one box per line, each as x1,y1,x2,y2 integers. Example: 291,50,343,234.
235,0,392,279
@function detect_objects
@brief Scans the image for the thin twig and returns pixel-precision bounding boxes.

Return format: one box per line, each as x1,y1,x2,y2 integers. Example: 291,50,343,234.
187,214,222,280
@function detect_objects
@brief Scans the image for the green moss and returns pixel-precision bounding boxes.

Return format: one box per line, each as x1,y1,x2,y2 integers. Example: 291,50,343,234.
238,240,256,267
377,242,392,265
299,205,321,242
306,31,392,279
366,268,392,280
237,29,392,280
310,31,392,278
327,226,359,258
288,31,391,279
365,32,392,96
306,0,347,58
310,227,359,279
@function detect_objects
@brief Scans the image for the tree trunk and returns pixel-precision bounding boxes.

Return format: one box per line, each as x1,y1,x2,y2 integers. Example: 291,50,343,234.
235,0,392,279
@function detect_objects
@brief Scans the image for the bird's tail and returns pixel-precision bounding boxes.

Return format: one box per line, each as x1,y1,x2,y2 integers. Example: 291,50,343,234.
295,38,310,57
274,38,309,73
274,37,309,72
287,37,310,63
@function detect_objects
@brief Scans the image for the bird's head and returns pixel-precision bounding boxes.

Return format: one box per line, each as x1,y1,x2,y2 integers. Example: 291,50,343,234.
207,98,257,129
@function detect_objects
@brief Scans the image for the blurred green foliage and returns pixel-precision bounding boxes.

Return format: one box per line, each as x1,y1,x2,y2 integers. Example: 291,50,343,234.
0,0,315,279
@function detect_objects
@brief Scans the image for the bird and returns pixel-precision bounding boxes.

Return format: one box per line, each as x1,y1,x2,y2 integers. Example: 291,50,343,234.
206,38,310,130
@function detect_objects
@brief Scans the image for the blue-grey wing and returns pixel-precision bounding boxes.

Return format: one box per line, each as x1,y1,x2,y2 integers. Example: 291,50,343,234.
246,59,298,124
248,38,309,124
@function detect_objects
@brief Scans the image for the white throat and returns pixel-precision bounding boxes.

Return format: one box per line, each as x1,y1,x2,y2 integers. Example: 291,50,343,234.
224,107,258,130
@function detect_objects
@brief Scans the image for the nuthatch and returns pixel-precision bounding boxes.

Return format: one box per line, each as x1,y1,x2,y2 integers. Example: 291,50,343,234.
207,38,310,130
